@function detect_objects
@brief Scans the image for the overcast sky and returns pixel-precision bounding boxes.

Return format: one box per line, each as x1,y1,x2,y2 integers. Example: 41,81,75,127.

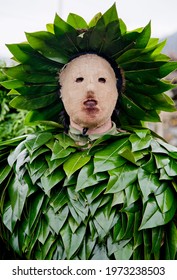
1,0,177,58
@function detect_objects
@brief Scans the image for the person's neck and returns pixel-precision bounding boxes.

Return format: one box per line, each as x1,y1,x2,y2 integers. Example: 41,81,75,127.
70,119,112,135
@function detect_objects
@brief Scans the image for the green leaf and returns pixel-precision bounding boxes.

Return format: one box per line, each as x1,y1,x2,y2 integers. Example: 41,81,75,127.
138,169,160,202
51,140,76,160
38,218,50,244
45,206,69,234
41,169,65,194
25,132,53,154
0,79,24,89
141,153,156,173
106,164,138,193
93,207,116,239
67,13,88,29
30,146,49,163
9,177,28,221
164,158,177,176
164,222,177,259
129,133,152,152
76,161,102,191
27,158,47,184
135,21,151,48
54,13,77,36
140,197,176,230
151,227,164,258
93,138,128,173
45,155,67,175
125,183,140,206
85,182,108,206
2,203,13,232
24,102,63,124
8,140,26,166
63,152,91,178
10,93,58,111
50,189,68,213
39,234,56,260
112,191,125,206
155,187,175,213
101,3,118,26
4,64,57,83
26,31,68,63
140,198,163,229
67,186,88,221
54,133,76,149
0,164,11,184
143,230,152,259
89,11,102,26
60,223,86,259
28,193,44,230
6,43,61,70
114,239,133,260
120,94,160,122
159,61,177,77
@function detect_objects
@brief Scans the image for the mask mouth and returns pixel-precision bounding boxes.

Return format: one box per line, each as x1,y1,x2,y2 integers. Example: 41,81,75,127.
83,99,98,108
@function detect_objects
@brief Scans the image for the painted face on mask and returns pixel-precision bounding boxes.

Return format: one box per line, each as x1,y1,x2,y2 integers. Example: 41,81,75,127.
59,54,118,129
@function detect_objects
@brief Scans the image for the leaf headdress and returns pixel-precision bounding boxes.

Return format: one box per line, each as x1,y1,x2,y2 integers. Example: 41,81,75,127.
1,3,177,127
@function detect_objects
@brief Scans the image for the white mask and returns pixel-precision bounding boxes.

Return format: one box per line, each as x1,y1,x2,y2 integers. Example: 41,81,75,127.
59,54,118,129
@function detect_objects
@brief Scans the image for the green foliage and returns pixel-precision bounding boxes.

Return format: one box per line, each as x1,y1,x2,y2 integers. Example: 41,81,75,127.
0,66,35,141
0,128,177,259
1,4,177,127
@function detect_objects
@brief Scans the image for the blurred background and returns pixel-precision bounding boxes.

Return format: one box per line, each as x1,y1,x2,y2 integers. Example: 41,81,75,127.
1,0,177,144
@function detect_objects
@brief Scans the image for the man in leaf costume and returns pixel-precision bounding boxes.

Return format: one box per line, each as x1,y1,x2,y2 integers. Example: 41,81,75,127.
0,4,177,259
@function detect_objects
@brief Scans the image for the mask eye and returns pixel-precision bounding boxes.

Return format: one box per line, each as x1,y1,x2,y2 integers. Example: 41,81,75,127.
76,77,84,83
98,77,106,83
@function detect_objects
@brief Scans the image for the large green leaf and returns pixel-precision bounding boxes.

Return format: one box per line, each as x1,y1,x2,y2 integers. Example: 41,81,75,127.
164,222,177,259
4,64,57,83
28,193,45,230
45,206,69,234
140,197,176,230
155,187,175,213
0,164,11,184
63,152,91,178
93,138,128,173
54,13,77,37
151,227,164,258
26,31,68,63
106,164,138,193
138,169,160,202
10,93,58,111
49,189,68,213
25,132,53,154
67,13,88,29
101,3,119,26
129,133,152,152
93,207,116,239
38,218,50,245
114,239,133,260
60,223,86,259
8,177,28,222
51,140,76,160
6,43,62,70
41,169,65,194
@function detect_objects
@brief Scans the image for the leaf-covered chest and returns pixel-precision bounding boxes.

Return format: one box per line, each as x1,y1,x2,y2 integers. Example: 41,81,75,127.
1,129,177,259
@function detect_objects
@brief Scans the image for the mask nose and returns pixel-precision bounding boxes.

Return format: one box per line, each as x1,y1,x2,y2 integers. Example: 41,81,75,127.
86,79,96,95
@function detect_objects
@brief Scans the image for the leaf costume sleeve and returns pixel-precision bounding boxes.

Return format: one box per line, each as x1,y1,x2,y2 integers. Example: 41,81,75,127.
0,4,177,259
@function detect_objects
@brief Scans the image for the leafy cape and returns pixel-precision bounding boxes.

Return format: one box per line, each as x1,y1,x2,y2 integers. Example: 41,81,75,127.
0,128,177,259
